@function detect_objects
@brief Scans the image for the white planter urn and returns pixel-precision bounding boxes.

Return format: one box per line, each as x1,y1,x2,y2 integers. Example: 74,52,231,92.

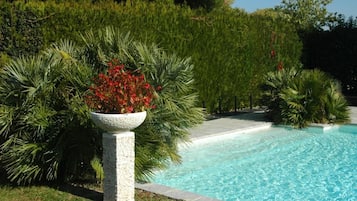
90,111,147,201
90,111,147,133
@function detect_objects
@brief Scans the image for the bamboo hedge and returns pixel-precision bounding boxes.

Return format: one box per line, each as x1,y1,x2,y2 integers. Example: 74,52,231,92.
0,0,302,112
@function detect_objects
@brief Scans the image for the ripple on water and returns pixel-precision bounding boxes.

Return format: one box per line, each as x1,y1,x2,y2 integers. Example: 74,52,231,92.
153,126,357,201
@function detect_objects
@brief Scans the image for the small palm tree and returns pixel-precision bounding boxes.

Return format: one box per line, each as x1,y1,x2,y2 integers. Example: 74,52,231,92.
261,67,300,123
262,67,350,128
0,27,203,184
0,42,100,185
81,27,204,181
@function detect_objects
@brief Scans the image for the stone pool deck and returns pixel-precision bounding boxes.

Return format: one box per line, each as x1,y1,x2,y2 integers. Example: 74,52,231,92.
136,107,357,201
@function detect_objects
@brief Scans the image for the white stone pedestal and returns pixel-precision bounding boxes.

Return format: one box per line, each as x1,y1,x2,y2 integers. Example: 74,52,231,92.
103,132,135,201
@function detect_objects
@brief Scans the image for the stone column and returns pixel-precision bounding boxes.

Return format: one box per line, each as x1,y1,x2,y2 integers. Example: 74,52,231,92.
102,132,135,201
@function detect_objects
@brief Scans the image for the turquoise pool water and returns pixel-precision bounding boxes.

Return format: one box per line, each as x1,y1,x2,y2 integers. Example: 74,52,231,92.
152,125,357,201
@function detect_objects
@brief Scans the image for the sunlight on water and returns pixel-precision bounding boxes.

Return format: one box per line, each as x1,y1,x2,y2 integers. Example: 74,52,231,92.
153,126,357,201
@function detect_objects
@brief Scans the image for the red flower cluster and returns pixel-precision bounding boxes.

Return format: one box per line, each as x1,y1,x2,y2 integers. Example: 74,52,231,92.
270,32,284,71
277,61,284,71
270,50,276,59
85,60,156,113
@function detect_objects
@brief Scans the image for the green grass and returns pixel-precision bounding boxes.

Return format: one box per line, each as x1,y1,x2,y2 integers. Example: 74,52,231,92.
0,184,177,201
0,185,85,201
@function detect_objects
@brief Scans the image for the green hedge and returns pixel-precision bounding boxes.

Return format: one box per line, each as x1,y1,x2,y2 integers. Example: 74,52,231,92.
0,0,302,112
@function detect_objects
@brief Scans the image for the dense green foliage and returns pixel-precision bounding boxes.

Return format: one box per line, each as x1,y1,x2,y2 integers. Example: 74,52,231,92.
275,1,357,98
81,27,204,180
108,0,230,11
277,0,334,30
173,0,230,11
261,67,350,128
0,1,44,57
0,45,99,184
302,16,357,95
187,10,301,112
0,0,302,112
0,28,203,184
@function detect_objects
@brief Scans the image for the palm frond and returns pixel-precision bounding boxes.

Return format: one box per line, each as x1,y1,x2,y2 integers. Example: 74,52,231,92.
80,27,204,181
261,67,349,128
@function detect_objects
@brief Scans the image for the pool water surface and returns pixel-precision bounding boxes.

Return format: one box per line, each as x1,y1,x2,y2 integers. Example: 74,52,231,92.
152,125,357,201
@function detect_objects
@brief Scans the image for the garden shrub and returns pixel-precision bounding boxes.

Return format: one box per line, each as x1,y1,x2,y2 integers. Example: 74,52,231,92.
262,67,350,128
0,44,100,184
0,28,203,184
81,27,204,181
260,67,300,122
0,53,11,68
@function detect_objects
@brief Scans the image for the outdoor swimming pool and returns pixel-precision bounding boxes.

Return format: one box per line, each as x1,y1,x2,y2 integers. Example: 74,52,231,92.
152,125,357,201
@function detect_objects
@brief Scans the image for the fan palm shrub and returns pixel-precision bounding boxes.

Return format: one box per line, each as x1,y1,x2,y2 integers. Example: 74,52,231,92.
0,27,203,184
81,27,204,181
262,67,350,128
0,42,101,184
260,67,300,123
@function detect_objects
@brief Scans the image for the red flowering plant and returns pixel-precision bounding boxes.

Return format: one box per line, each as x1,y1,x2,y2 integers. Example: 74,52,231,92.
270,32,284,71
85,59,155,114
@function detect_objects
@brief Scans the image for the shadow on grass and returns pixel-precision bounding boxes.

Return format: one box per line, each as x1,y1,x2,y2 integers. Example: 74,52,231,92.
0,171,103,201
57,184,103,201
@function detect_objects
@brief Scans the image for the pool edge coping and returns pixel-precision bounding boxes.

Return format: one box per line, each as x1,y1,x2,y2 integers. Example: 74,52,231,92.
135,182,221,201
188,123,273,144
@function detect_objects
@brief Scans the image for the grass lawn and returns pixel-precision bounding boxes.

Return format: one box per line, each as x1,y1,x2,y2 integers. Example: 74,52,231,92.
0,184,178,201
